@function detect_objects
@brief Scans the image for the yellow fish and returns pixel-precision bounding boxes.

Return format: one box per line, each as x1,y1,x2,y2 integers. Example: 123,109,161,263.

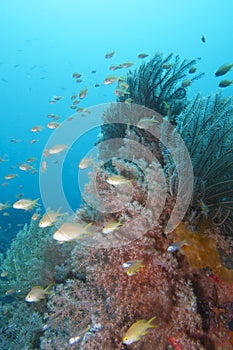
103,75,118,85
219,79,233,88
31,212,41,221
39,209,63,228
188,66,197,74
123,259,145,276
31,125,43,132
72,72,82,79
102,219,123,234
118,81,129,90
109,64,122,71
69,326,91,345
106,175,132,186
78,156,95,169
122,316,157,345
4,173,18,180
29,139,39,144
137,115,159,129
162,63,173,69
47,121,60,129
215,63,233,77
79,87,88,99
19,163,34,171
13,198,40,211
137,53,149,59
0,156,9,163
181,79,192,87
48,144,69,155
120,62,134,68
124,98,133,103
105,50,115,59
26,157,37,163
0,270,9,277
25,284,53,302
0,201,11,211
53,222,92,242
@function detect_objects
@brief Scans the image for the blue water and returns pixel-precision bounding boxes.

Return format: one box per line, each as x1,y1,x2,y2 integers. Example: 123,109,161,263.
0,0,233,254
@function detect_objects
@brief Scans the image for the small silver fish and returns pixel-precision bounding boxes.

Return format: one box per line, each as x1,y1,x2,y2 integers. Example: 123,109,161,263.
167,240,187,252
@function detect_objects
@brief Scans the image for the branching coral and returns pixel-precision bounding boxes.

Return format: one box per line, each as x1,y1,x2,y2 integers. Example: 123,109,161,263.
0,301,43,350
0,219,71,294
0,217,73,349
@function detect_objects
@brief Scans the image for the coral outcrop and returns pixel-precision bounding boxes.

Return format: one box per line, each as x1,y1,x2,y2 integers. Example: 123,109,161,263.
1,53,233,349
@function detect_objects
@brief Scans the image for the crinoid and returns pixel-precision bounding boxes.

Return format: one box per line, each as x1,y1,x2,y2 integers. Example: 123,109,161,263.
175,93,233,234
120,52,204,124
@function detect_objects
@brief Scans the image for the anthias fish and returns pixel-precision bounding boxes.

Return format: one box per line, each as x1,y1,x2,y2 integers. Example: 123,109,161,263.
122,316,157,345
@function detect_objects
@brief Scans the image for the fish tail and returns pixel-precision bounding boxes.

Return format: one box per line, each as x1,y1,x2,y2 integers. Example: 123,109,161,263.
148,316,157,328
34,198,41,206
44,283,53,293
84,222,92,230
118,217,124,224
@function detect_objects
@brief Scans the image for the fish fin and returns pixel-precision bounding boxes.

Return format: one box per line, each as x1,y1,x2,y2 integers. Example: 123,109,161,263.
31,285,44,290
44,291,54,295
141,330,149,336
118,217,124,225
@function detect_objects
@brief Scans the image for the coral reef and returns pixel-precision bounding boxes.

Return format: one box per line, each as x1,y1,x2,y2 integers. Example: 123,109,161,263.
0,217,73,349
0,301,43,350
40,221,233,349
1,52,233,350
40,230,206,349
